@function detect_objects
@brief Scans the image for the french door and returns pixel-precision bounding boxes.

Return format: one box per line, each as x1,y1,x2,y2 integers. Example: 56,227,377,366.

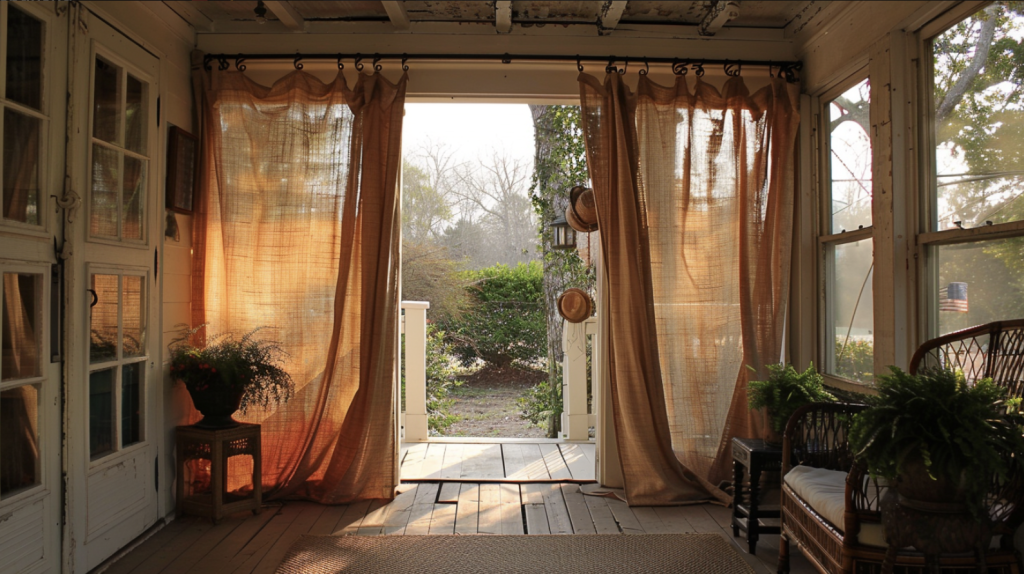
65,10,161,572
0,3,66,573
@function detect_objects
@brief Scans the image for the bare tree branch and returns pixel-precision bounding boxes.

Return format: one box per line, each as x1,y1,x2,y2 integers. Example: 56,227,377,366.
936,6,998,123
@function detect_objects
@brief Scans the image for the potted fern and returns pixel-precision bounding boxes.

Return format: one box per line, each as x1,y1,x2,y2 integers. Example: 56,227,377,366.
169,324,295,428
849,367,1024,517
748,363,835,447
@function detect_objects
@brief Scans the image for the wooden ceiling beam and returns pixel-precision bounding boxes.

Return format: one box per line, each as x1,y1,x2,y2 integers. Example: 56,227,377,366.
162,1,214,32
698,0,741,37
264,1,305,32
495,1,513,34
381,1,411,31
597,1,628,36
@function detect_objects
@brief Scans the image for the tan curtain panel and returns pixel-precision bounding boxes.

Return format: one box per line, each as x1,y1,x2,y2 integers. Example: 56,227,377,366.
191,56,407,503
578,72,799,506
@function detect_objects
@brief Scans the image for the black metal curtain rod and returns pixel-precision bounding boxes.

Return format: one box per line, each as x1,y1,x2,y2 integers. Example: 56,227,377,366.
202,52,802,80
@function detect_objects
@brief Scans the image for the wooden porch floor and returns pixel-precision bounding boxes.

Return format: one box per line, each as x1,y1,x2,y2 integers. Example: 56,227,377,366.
100,442,813,574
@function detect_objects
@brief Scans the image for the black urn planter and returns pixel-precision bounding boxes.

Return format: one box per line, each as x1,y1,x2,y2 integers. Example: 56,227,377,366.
187,380,245,429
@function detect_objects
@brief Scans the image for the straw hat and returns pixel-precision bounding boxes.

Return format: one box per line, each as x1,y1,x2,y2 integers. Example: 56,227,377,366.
557,288,594,323
567,186,598,233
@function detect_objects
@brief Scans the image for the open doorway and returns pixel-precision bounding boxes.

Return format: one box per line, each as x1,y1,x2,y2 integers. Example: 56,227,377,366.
399,103,595,440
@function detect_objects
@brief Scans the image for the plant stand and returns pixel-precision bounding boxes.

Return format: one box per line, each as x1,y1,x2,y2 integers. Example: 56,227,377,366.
880,490,991,574
176,423,262,523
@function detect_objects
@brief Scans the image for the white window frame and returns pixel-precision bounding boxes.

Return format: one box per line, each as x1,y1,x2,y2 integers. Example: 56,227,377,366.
0,261,51,508
0,1,53,238
817,71,875,390
85,264,150,466
915,2,1024,340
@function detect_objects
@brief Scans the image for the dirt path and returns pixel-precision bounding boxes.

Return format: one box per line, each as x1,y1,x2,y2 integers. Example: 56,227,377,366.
440,365,549,438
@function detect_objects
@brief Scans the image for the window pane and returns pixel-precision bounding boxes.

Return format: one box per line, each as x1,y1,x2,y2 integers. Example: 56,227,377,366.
2,109,42,225
5,6,43,110
89,274,118,363
121,362,141,448
125,74,145,154
89,368,115,459
828,240,874,382
122,157,145,240
932,3,1024,230
90,144,120,238
828,79,872,233
122,275,145,357
93,58,120,144
0,384,39,496
935,239,1024,335
2,273,41,381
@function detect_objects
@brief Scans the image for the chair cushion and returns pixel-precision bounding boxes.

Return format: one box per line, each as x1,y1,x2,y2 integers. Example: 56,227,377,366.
783,465,888,548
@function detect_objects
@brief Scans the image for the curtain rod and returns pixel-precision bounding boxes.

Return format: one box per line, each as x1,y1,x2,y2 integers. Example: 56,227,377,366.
202,52,802,81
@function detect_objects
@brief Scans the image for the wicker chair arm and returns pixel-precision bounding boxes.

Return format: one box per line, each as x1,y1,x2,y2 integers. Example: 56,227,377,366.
781,402,867,476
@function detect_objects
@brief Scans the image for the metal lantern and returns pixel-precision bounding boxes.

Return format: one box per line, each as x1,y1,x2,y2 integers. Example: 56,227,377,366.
550,213,577,250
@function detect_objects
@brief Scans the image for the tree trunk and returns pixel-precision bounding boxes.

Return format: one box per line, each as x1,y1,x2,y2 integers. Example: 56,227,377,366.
530,104,571,437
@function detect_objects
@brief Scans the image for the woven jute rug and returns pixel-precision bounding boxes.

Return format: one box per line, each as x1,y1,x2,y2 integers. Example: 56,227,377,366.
275,533,755,573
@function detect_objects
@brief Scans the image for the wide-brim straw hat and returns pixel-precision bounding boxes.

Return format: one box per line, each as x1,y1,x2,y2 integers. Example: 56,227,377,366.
557,288,594,323
567,186,598,233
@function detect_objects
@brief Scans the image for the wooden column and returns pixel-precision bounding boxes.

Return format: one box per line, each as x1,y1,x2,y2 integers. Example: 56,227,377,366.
402,301,430,442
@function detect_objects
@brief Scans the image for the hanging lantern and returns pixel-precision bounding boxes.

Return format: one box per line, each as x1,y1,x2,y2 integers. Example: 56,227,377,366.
550,213,577,250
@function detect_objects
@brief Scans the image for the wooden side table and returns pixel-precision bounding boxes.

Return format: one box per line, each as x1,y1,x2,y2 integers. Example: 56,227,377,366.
732,437,782,554
176,423,262,523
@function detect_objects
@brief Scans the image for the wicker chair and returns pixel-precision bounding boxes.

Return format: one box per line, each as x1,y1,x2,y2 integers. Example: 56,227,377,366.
778,319,1024,574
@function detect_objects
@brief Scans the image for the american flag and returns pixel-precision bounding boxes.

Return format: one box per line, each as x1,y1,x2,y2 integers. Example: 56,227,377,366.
939,282,968,313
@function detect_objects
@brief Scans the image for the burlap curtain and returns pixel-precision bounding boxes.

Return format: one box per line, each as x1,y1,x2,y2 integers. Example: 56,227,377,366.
578,72,799,506
191,55,407,503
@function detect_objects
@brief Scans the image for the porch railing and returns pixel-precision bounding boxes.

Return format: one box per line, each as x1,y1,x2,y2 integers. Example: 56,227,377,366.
400,300,596,442
561,316,597,441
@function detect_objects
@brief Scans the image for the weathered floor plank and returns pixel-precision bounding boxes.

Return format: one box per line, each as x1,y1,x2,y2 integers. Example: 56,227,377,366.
454,483,480,535
540,443,572,480
559,444,593,481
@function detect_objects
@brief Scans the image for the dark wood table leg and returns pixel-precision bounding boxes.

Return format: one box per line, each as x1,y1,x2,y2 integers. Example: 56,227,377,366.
748,466,762,554
732,459,743,537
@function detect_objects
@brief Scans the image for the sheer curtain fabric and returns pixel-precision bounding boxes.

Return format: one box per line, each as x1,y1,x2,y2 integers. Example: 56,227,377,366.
191,55,407,503
578,72,799,505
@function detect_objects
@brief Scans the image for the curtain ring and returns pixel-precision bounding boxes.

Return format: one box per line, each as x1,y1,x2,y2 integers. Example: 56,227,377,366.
768,62,775,78
203,54,213,71
671,59,688,76
606,56,617,74
576,55,584,72
373,53,383,72
337,53,344,70
692,62,705,77
724,61,741,77
402,53,409,71
620,59,627,75
235,55,246,72
355,54,364,72
639,58,649,76
501,53,512,64
217,56,229,71
293,54,303,70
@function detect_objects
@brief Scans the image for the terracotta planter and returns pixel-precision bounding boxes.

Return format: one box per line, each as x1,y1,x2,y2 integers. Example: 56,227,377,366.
186,379,245,429
762,407,783,448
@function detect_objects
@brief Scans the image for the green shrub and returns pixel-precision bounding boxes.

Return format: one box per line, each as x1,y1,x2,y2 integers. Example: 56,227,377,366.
446,262,546,368
518,362,563,431
835,338,874,383
400,324,462,434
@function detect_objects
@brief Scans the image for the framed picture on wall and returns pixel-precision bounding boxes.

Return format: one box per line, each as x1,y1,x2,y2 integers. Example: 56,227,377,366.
166,126,198,214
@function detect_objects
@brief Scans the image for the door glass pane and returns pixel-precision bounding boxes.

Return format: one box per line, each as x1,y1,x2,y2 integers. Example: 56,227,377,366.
122,157,145,240
828,79,872,233
90,274,118,363
2,273,41,381
932,3,1024,230
2,109,42,225
93,57,120,144
0,384,39,496
90,144,120,238
89,368,115,459
935,238,1024,335
121,362,141,447
829,240,874,382
5,6,43,110
122,275,145,357
124,74,145,155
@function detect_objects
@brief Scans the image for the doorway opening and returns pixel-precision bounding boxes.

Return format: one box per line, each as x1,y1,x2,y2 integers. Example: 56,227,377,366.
399,102,595,441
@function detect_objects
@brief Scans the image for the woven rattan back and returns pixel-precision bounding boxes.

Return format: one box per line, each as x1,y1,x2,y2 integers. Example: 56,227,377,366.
781,402,867,475
909,319,1024,398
